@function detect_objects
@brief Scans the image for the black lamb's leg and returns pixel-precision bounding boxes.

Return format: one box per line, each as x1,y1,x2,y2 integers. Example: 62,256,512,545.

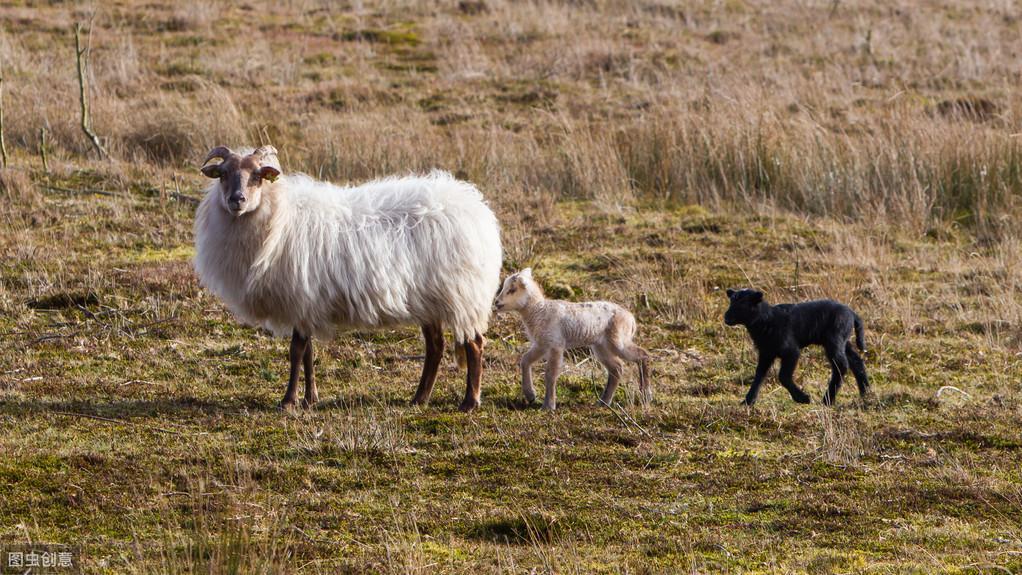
778,350,811,404
822,344,848,406
846,342,870,396
282,329,308,409
743,353,775,406
411,323,445,406
301,336,318,409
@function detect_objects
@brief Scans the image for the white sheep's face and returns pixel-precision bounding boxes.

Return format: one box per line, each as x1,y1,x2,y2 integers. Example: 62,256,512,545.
494,269,536,312
200,146,281,217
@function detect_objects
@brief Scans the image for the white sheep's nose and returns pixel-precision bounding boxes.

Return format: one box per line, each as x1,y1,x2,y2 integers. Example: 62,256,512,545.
228,194,247,212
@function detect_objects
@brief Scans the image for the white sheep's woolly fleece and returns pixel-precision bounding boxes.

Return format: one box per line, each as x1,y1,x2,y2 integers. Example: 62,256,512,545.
194,170,503,342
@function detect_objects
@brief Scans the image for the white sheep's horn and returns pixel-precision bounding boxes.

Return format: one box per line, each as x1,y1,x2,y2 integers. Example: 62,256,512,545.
252,145,278,159
202,146,235,166
252,146,282,176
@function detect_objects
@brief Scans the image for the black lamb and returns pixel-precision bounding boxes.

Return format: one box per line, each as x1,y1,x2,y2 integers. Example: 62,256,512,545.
724,288,870,406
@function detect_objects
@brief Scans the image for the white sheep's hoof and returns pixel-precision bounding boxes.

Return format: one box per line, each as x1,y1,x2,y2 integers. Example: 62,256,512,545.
541,402,556,411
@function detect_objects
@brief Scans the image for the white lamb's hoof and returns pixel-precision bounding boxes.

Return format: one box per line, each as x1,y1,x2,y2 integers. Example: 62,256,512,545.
541,402,556,411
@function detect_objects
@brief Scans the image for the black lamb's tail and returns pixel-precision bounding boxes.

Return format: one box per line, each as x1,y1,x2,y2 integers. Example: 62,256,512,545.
853,314,866,352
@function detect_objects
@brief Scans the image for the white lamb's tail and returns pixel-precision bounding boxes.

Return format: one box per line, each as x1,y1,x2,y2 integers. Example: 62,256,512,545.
609,309,651,402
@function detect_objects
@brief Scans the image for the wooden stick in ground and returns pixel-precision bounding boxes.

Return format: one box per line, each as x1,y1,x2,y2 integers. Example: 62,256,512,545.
74,22,107,160
39,127,49,173
0,60,8,168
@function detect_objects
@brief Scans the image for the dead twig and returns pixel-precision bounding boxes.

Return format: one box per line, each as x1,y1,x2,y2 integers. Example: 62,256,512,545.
599,398,655,439
120,316,179,336
44,185,119,198
169,191,201,205
936,385,971,399
51,410,183,435
74,20,108,159
0,59,8,168
39,127,49,173
30,333,74,345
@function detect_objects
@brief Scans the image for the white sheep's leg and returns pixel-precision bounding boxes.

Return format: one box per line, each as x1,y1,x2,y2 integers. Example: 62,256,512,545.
281,329,308,410
594,343,624,406
411,323,445,406
458,334,484,413
542,348,564,411
300,337,318,409
519,344,544,404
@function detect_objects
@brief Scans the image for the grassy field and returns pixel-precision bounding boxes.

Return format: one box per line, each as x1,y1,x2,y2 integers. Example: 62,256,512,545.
2,0,1021,573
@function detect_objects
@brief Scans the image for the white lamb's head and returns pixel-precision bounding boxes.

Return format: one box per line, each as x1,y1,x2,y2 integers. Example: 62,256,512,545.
494,268,543,312
200,145,282,216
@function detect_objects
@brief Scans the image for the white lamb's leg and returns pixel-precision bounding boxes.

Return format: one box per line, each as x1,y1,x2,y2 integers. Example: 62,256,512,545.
594,343,624,406
520,344,544,404
542,348,564,411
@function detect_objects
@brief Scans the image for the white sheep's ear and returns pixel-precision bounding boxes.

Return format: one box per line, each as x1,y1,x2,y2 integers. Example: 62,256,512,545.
520,267,533,279
200,163,222,179
252,146,281,182
258,165,280,182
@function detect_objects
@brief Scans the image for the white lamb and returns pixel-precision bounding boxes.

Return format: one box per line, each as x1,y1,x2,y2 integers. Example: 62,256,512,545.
194,146,502,411
494,268,650,410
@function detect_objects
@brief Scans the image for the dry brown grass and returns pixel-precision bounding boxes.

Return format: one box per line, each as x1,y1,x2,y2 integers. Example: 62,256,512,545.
1,0,1019,232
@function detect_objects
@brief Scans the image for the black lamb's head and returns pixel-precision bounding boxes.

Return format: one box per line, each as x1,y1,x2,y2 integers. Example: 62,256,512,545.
724,288,765,326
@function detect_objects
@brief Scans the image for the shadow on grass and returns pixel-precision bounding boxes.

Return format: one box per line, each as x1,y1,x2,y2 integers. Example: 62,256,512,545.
314,393,417,410
314,388,543,411
0,396,273,420
489,396,542,411
1,391,548,420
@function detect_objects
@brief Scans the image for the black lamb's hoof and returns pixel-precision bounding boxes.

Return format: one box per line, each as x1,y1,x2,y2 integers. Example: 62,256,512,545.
792,393,812,404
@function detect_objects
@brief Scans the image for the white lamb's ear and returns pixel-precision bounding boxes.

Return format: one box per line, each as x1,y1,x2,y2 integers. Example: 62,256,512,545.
520,268,533,279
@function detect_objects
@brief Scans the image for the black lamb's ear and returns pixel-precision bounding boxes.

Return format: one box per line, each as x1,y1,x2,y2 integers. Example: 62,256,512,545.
201,163,222,179
726,288,735,298
751,291,764,304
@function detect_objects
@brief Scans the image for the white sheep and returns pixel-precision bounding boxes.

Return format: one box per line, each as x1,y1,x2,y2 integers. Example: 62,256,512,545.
494,268,650,410
194,146,502,411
